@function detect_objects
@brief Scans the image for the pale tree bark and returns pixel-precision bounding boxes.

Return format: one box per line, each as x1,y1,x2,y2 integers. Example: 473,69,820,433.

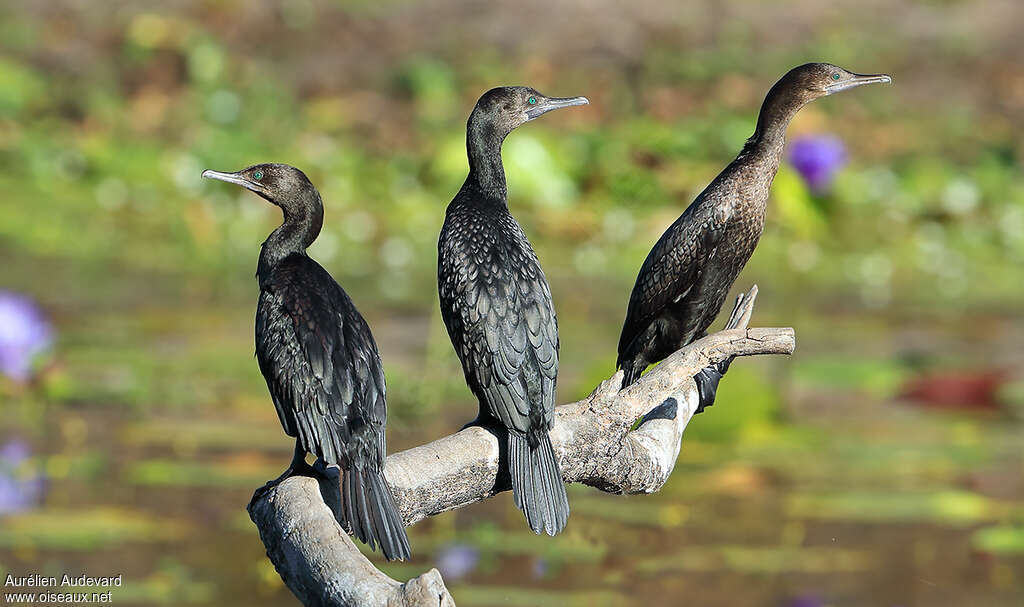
248,286,795,607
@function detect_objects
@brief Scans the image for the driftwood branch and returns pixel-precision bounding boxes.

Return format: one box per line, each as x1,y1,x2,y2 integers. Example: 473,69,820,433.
248,286,795,607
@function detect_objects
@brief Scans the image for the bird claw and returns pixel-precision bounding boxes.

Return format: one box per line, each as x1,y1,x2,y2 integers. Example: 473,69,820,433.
250,463,300,507
254,443,320,499
693,366,722,414
692,356,734,414
692,286,753,414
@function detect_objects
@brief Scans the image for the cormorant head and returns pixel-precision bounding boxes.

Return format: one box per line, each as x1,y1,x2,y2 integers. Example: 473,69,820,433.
201,163,318,209
778,63,892,104
469,86,589,137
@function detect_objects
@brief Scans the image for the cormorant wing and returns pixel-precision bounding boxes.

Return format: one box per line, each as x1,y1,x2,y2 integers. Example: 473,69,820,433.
441,226,559,436
617,198,731,358
256,254,387,466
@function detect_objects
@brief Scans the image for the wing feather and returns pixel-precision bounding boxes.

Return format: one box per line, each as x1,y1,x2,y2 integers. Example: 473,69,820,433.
617,198,731,359
256,255,387,467
439,209,558,435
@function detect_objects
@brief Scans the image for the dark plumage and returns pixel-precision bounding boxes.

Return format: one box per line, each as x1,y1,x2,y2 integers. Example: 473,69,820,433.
617,63,891,409
202,163,410,561
438,87,588,535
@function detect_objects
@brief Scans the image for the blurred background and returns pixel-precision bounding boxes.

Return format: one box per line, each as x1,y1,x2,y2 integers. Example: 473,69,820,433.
1,1,1023,605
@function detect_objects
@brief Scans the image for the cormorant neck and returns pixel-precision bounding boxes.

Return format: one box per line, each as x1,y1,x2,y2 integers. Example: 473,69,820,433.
257,190,324,284
744,83,807,157
466,115,507,200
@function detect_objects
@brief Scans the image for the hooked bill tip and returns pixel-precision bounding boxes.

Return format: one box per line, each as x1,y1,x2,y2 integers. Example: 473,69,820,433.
857,73,892,85
562,96,589,107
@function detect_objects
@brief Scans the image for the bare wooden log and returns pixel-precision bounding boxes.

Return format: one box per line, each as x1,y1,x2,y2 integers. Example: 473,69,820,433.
249,286,794,607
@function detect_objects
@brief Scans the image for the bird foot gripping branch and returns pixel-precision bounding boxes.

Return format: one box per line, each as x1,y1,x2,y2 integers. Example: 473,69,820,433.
693,285,757,413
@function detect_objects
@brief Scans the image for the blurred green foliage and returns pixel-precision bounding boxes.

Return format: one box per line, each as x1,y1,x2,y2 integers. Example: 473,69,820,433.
2,2,1022,319
973,526,1024,556
0,508,187,550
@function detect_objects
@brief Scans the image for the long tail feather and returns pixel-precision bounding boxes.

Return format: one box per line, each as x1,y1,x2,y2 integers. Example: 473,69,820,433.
341,466,411,561
509,432,569,536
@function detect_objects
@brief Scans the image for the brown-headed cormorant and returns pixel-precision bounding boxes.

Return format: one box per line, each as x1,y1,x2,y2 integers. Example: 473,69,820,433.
202,163,411,561
617,63,891,410
438,87,588,535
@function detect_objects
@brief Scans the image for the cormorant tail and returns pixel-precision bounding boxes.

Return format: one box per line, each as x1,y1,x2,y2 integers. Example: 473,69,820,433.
509,432,569,536
341,466,411,561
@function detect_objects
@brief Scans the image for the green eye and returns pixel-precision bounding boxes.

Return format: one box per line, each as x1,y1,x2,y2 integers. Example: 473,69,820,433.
252,170,263,180
832,73,841,81
527,96,537,105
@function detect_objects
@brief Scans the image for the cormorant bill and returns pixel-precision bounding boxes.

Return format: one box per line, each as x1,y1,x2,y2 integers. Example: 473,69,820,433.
617,63,891,410
202,163,411,561
438,87,588,535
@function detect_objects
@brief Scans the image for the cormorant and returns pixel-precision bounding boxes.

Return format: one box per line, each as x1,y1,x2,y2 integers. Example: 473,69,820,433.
202,163,411,561
617,63,891,410
438,87,588,535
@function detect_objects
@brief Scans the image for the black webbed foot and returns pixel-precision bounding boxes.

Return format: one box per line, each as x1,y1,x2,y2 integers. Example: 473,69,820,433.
690,286,756,415
251,442,317,505
692,356,734,414
693,366,722,414
460,412,504,437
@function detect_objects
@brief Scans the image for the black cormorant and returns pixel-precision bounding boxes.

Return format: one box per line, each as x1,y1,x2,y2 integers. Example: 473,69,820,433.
438,87,588,535
617,63,891,410
202,163,411,561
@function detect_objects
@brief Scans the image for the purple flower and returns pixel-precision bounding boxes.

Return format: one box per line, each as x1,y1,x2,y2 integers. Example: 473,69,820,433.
436,544,479,581
787,134,847,193
0,290,53,382
0,440,31,464
531,557,548,579
0,439,46,515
